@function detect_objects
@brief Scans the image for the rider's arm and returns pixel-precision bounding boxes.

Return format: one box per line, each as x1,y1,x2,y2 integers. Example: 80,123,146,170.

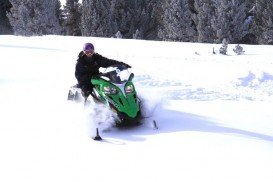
95,54,130,68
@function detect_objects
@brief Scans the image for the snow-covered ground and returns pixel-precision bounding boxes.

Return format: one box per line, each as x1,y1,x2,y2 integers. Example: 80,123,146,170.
1,35,273,182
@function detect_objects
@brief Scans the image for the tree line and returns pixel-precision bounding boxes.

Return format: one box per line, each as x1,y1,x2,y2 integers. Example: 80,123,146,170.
0,0,272,45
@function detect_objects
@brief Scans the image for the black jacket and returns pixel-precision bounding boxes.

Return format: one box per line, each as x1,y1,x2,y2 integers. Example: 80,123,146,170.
75,51,129,88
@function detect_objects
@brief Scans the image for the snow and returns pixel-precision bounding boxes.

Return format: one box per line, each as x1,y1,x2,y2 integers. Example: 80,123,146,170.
1,35,273,182
60,0,82,6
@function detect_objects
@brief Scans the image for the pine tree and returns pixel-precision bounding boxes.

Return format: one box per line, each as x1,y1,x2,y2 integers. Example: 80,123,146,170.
144,0,163,40
110,0,154,40
7,0,62,36
133,29,141,39
114,30,123,38
194,0,216,43
253,0,273,44
230,0,249,43
0,0,13,34
130,0,146,39
233,44,245,55
219,38,228,55
55,0,65,35
81,0,113,37
136,0,165,40
238,0,256,44
63,0,82,36
212,0,232,43
212,0,249,43
158,0,196,42
110,0,133,38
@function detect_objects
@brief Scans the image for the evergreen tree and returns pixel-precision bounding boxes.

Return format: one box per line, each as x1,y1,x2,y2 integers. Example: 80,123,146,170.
212,0,232,43
0,0,13,34
240,0,256,44
158,0,196,42
110,0,153,40
55,0,65,35
219,38,228,55
135,0,162,40
144,0,163,40
130,0,146,39
230,0,249,43
253,0,273,44
114,30,123,38
7,0,62,36
233,44,245,55
212,0,249,43
133,29,141,39
194,0,216,43
63,0,82,36
81,0,113,37
110,0,133,38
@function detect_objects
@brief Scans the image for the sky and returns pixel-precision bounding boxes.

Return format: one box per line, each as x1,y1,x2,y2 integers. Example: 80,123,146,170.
0,35,273,182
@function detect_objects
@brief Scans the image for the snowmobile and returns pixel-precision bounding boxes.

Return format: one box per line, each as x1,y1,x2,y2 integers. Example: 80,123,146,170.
68,65,142,126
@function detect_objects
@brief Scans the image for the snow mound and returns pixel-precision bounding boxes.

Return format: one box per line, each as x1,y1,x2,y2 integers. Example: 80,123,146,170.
238,71,273,87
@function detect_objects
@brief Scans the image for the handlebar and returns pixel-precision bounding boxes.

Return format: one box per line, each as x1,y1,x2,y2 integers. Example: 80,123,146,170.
98,64,128,77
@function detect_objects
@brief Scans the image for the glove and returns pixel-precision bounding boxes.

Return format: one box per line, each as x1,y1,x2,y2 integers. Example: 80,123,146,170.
125,64,131,69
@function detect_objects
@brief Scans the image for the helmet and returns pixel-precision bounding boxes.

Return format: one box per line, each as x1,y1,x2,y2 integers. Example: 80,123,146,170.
83,43,94,51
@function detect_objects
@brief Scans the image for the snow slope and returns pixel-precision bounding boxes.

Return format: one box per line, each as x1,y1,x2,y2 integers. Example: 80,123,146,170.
1,35,273,182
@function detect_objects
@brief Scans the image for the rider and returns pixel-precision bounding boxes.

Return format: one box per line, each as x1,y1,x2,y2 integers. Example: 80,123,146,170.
75,43,131,98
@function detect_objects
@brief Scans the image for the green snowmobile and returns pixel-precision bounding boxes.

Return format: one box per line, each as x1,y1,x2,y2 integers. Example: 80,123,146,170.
68,65,142,126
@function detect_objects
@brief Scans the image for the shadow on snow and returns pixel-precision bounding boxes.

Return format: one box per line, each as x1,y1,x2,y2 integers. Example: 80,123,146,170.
0,44,63,51
102,107,273,143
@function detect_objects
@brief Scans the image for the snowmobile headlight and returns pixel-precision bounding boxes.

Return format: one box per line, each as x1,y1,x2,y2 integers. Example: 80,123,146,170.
125,85,134,93
103,86,117,95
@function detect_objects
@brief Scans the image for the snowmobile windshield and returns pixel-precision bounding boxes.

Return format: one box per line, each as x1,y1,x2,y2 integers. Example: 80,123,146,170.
100,67,131,84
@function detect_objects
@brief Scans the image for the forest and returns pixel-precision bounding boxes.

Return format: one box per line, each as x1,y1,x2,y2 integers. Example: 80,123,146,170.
0,0,272,44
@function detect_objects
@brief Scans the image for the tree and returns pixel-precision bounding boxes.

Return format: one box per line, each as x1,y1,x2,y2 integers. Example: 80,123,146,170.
219,38,228,55
110,0,154,40
212,0,249,43
55,0,65,35
158,0,197,42
194,0,216,43
233,44,245,55
230,0,249,43
239,0,256,44
7,0,63,36
253,0,273,44
134,0,162,40
63,0,82,36
212,0,232,43
0,0,13,34
81,0,113,37
110,0,134,38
